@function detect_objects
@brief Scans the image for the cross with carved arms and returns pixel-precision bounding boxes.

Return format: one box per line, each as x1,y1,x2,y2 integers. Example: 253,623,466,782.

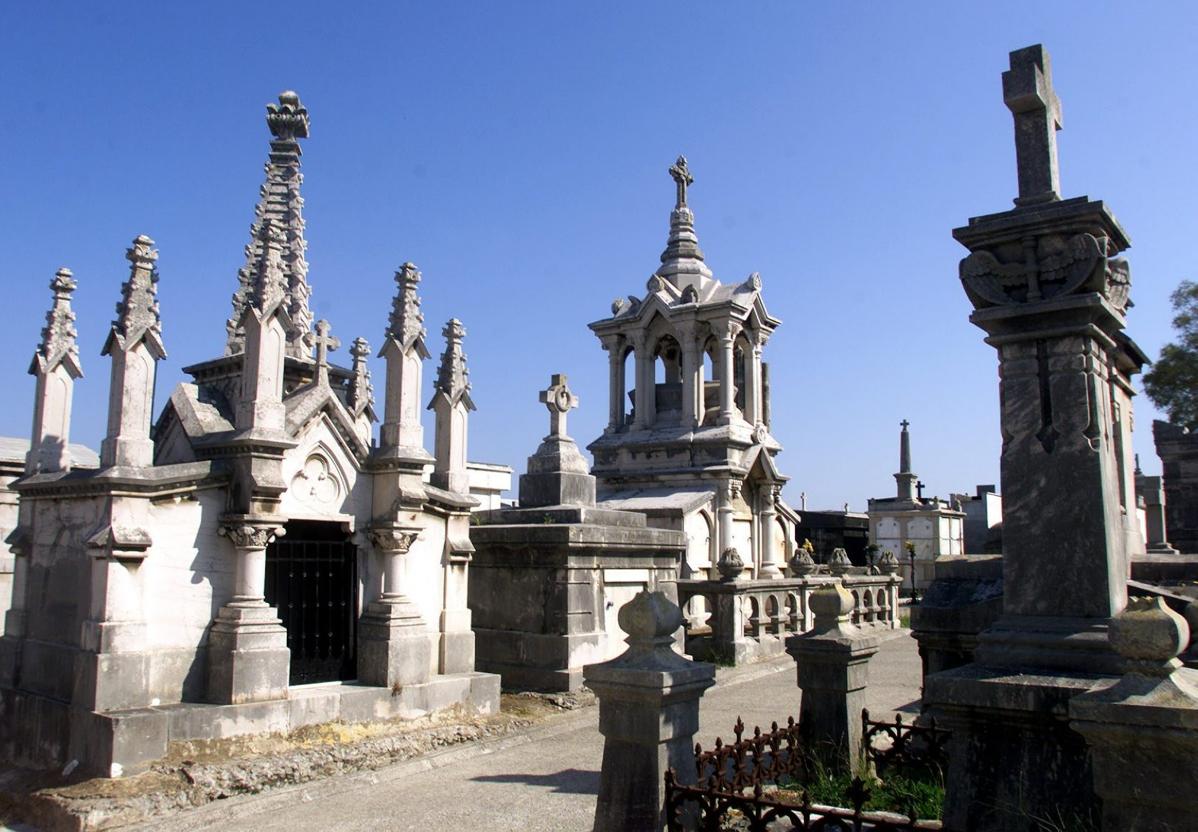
669,155,693,209
900,419,910,430
539,373,578,439
311,319,340,383
1003,44,1062,205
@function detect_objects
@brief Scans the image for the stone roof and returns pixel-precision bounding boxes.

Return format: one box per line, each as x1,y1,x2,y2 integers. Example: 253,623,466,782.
598,486,713,516
0,436,100,469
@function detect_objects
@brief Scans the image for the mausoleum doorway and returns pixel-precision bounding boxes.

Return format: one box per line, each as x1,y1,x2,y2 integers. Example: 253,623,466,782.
265,520,359,685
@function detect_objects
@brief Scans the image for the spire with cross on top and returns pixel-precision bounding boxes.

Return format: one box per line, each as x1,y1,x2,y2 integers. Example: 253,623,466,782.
1003,44,1062,206
539,374,579,440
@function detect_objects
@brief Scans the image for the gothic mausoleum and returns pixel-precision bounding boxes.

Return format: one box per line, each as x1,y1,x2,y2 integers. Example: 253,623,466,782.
0,92,499,778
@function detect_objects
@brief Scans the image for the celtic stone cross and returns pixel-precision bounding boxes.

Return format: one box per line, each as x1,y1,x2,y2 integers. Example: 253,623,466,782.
539,373,578,439
1003,44,1062,205
669,155,693,209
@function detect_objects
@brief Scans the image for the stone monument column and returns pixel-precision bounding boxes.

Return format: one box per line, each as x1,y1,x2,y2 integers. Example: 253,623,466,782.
926,44,1138,830
207,518,290,704
676,321,702,429
631,331,654,430
358,524,431,687
601,334,626,433
100,235,166,468
716,320,740,425
743,330,763,426
758,484,782,579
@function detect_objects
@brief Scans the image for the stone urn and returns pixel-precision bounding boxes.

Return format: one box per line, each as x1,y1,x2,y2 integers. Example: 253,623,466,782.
828,548,852,577
717,547,745,581
789,548,816,577
877,550,900,575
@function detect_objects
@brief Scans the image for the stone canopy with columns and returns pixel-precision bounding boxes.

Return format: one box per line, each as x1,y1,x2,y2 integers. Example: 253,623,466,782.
587,156,796,584
0,91,500,779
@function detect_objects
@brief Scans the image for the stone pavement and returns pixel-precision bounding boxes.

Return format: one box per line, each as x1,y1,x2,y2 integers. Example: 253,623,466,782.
138,632,920,832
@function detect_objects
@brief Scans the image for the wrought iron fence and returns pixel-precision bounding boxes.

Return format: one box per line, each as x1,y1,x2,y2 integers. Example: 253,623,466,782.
665,710,947,831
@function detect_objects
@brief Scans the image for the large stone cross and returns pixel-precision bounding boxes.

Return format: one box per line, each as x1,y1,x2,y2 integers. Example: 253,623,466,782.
669,155,693,209
539,373,579,439
312,319,340,383
1003,44,1062,206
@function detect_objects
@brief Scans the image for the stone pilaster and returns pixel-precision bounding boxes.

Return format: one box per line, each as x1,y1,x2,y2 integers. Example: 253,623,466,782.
428,319,475,495
785,582,880,773
207,518,290,704
439,511,476,674
743,330,763,426
585,591,715,832
27,267,83,475
100,235,166,469
358,524,431,687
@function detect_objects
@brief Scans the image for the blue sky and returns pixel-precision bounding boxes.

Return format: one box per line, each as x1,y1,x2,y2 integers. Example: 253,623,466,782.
1,3,1195,510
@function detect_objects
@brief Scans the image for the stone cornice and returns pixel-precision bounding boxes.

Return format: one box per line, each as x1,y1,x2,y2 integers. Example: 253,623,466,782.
12,460,226,499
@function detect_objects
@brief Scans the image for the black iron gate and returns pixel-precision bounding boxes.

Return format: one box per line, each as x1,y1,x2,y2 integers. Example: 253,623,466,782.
265,520,358,685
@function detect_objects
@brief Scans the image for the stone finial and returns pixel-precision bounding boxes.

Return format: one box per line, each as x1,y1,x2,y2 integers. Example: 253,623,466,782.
539,373,578,439
809,581,856,633
1003,44,1062,206
789,547,816,577
1110,596,1190,677
30,268,83,379
430,319,475,411
266,90,310,141
717,546,745,581
617,590,685,656
659,155,711,290
348,336,375,419
251,218,289,316
384,262,429,357
877,550,900,575
828,548,852,577
103,235,165,359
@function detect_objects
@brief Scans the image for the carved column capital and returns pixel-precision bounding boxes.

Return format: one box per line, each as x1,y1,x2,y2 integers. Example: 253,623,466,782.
218,519,285,550
368,524,421,554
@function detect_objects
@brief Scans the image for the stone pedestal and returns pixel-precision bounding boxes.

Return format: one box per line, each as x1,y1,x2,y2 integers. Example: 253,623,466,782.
585,591,715,832
207,520,290,705
1070,597,1198,832
358,524,432,688
785,582,879,772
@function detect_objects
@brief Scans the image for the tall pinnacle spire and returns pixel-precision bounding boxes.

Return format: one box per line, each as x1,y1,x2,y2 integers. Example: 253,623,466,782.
31,268,83,379
383,262,430,358
103,235,165,358
430,319,475,411
226,90,314,357
895,419,917,502
658,155,713,292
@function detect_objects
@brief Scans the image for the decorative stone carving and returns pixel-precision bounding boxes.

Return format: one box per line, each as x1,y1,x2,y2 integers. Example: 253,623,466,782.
32,268,82,379
1109,595,1190,674
291,453,341,506
876,550,900,575
368,525,420,554
717,546,744,581
540,373,579,439
789,547,816,577
308,318,339,386
104,235,164,356
347,336,375,419
266,90,310,141
432,319,474,409
385,262,428,353
828,548,852,577
218,522,285,551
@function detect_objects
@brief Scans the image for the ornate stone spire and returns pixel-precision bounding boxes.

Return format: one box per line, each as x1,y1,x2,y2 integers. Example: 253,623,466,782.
250,218,289,318
347,336,375,420
31,268,83,379
226,90,313,357
103,235,165,358
658,155,713,291
431,319,475,411
895,419,917,502
384,262,429,357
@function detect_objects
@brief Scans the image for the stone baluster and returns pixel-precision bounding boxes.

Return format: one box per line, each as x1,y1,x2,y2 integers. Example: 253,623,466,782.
785,582,880,773
585,591,715,832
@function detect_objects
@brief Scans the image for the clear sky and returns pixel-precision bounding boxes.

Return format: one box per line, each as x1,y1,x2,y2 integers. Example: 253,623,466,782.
1,3,1195,511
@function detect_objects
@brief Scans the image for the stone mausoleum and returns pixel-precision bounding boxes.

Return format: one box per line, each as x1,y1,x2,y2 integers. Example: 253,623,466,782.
587,157,797,584
0,92,498,778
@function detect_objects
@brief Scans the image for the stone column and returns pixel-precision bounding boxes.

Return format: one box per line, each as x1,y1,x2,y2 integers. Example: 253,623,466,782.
1137,474,1179,554
429,319,475,494
676,322,701,429
632,333,655,429
379,262,431,456
1070,596,1198,832
716,321,740,425
100,235,166,469
785,582,880,773
757,484,782,579
601,334,626,433
743,332,763,426
358,524,431,687
715,479,743,581
207,518,290,704
585,591,715,832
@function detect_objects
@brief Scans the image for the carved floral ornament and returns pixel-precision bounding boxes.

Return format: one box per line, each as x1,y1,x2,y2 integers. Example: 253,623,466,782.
368,525,421,553
219,522,285,549
959,232,1130,313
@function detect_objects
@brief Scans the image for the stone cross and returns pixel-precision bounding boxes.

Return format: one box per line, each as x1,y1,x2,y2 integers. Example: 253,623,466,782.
916,480,926,500
669,155,693,209
1003,44,1062,205
311,319,340,384
900,418,910,430
539,373,578,439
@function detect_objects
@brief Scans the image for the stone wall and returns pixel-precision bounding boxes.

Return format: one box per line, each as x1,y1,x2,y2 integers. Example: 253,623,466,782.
1154,419,1198,553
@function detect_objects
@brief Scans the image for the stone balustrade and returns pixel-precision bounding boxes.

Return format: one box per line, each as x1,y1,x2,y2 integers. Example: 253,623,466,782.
678,572,902,665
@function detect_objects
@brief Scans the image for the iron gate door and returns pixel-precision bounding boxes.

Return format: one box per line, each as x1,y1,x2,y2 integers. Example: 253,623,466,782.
264,521,358,685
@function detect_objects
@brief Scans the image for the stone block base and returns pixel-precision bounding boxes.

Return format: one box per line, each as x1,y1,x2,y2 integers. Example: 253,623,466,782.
357,605,434,688
1,670,500,778
474,628,605,692
925,665,1109,831
440,629,475,675
206,605,290,705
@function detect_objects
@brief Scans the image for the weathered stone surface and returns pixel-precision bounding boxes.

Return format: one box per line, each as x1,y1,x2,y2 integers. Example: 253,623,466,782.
1153,419,1198,554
